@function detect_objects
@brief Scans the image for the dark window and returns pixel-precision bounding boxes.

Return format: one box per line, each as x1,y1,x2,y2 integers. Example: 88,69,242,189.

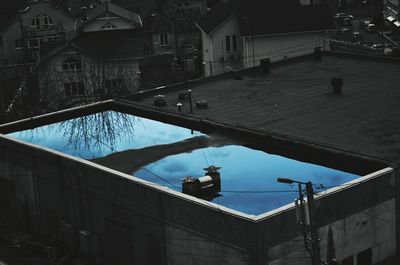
225,35,230,51
64,82,85,96
232,35,237,51
101,23,116,30
342,256,354,265
15,39,24,49
62,57,82,71
159,32,169,46
357,248,372,265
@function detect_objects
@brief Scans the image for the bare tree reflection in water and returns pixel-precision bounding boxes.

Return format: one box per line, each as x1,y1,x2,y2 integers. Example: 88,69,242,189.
58,111,138,155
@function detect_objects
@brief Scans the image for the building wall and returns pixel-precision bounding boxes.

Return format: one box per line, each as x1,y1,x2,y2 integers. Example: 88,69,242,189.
0,1,76,65
38,50,141,109
0,118,396,265
201,16,241,76
242,32,325,68
82,16,138,32
201,16,328,77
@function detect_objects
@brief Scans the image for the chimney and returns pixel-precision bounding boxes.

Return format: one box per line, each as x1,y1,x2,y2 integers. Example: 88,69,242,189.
314,46,322,61
260,58,271,74
331,78,343,95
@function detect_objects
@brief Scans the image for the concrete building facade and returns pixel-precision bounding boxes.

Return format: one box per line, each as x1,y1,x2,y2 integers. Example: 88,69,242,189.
0,97,395,265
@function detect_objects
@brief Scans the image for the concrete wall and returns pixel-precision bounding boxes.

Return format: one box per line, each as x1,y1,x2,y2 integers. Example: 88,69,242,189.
0,107,396,265
242,32,325,68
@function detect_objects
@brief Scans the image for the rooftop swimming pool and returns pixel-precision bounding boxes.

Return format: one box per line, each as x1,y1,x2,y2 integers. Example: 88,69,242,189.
9,111,359,215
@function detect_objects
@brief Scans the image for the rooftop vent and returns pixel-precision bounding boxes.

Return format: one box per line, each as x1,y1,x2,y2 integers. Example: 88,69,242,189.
314,47,322,61
331,78,343,95
196,100,208,109
153,95,166,106
260,58,271,74
182,166,221,197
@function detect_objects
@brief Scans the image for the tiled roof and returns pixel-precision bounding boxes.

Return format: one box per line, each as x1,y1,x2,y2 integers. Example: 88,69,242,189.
196,0,335,36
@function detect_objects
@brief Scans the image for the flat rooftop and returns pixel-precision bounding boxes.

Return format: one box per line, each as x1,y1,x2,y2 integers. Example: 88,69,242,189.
128,53,400,164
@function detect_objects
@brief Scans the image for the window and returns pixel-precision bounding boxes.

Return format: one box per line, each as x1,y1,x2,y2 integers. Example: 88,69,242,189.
28,38,40,48
62,57,82,71
31,14,53,30
232,35,237,51
15,39,24,49
225,35,231,51
47,35,60,42
42,15,53,28
159,32,169,46
64,82,85,96
101,23,116,30
31,15,41,29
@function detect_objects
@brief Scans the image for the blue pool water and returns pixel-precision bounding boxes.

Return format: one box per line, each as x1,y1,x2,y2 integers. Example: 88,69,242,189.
9,111,359,215
9,111,199,159
134,145,359,215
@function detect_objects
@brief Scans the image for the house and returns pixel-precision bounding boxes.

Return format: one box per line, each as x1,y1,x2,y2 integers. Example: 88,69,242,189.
37,1,143,109
113,0,206,74
0,0,77,65
0,51,398,265
196,0,335,76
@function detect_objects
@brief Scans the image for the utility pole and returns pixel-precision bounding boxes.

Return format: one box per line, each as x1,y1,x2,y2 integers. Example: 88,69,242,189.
306,182,322,265
277,178,322,265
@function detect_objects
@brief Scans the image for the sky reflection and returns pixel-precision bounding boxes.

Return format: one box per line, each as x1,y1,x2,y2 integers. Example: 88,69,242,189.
7,111,359,215
134,145,359,215
8,111,200,159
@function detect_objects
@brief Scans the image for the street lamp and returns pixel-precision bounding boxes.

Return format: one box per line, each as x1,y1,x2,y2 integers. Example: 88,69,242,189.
277,177,321,265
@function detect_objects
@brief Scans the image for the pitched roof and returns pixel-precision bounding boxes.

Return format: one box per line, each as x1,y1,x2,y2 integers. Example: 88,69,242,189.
196,0,242,34
84,2,142,27
196,0,335,36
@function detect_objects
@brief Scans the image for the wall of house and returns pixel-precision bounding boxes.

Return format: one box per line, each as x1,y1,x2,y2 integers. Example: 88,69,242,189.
38,50,141,109
0,1,76,65
201,16,241,76
0,109,396,265
242,32,326,68
82,16,138,32
0,20,24,64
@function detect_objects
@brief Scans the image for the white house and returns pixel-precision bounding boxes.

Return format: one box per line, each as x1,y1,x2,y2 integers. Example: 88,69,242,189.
196,0,336,76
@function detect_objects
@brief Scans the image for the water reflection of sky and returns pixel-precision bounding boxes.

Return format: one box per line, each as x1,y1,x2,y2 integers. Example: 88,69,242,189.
8,111,360,215
8,111,199,159
134,145,359,215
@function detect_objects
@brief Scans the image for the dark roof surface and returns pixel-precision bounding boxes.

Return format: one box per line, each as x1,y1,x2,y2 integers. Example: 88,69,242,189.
196,0,242,34
130,53,400,164
196,0,335,36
